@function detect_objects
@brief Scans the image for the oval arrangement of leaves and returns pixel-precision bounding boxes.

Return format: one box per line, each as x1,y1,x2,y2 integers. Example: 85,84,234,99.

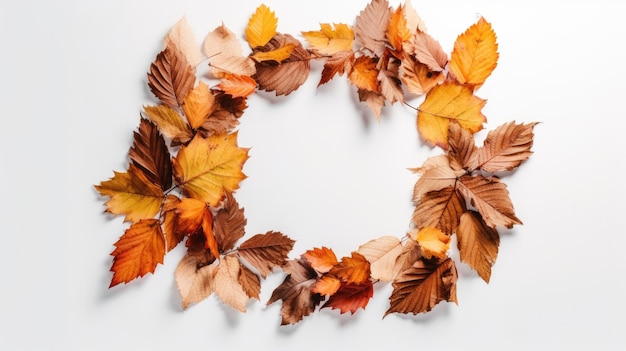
95,0,538,325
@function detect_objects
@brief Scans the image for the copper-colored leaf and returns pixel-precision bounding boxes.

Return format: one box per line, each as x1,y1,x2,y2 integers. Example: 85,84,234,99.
109,219,165,287
172,133,249,207
174,197,218,258
213,191,246,253
319,50,354,86
253,33,311,96
95,164,164,223
412,186,466,235
142,104,193,146
245,4,278,48
378,58,403,104
400,53,444,95
411,155,464,202
474,121,538,172
216,74,257,98
147,43,196,108
355,0,391,56
239,263,261,300
417,81,486,148
457,175,522,228
302,246,338,274
410,31,447,71
415,227,450,260
128,118,172,190
448,121,478,171
162,195,185,251
348,55,379,92
449,17,499,88
238,231,295,278
403,0,427,35
301,23,354,56
182,81,215,130
175,254,217,309
213,255,251,312
386,257,457,316
457,211,500,283
328,252,371,285
201,92,248,136
357,236,402,282
322,281,374,314
311,275,341,296
165,16,203,68
267,258,323,325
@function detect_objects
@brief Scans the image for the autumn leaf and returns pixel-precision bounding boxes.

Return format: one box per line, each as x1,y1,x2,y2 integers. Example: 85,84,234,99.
216,74,257,98
251,43,295,63
355,0,391,56
95,163,164,223
172,133,249,207
239,263,262,300
447,121,478,171
328,252,371,285
457,211,500,283
322,281,374,314
246,4,278,48
411,154,464,201
302,246,338,274
357,236,402,282
109,219,166,287
473,121,538,172
174,197,218,258
301,23,354,56
403,0,427,34
147,43,196,108
200,92,248,136
378,58,403,104
358,88,385,120
204,24,256,78
175,254,217,309
128,118,172,191
415,227,450,260
162,195,185,251
392,238,421,278
449,17,499,88
267,258,324,325
400,53,444,95
410,31,447,71
165,16,203,68
457,175,522,228
417,81,486,148
182,82,215,130
412,186,466,235
386,5,411,54
386,257,457,316
238,231,295,278
142,104,193,146
213,255,252,312
212,191,246,253
349,55,379,92
311,275,341,295
318,50,354,86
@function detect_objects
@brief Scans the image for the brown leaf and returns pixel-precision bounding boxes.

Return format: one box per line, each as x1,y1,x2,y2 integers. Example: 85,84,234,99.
238,231,295,278
162,195,185,252
174,197,218,258
377,58,403,104
147,43,196,108
357,236,403,282
319,50,354,86
457,175,522,228
412,155,464,202
357,88,385,120
328,252,371,285
253,33,310,96
200,91,248,136
322,281,374,314
409,31,447,71
142,104,193,146
355,0,391,56
474,121,538,172
392,238,421,279
400,53,444,95
128,118,172,191
238,262,261,300
213,255,251,312
386,257,457,316
302,246,338,274
448,122,478,171
213,191,246,253
412,186,466,235
175,254,217,309
457,211,500,283
267,258,323,325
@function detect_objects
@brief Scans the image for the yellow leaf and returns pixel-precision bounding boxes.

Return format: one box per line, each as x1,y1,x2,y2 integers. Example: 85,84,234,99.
349,56,379,92
183,82,216,129
245,4,278,48
301,23,354,55
143,104,192,146
449,17,499,88
417,81,486,148
251,43,295,62
415,227,450,260
172,133,249,207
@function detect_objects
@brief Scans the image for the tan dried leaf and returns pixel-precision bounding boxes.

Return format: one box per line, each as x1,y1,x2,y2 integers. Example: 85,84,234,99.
474,121,538,172
213,255,251,312
355,0,391,56
357,236,402,282
175,254,217,309
412,186,466,235
457,175,522,229
165,16,203,67
457,211,500,283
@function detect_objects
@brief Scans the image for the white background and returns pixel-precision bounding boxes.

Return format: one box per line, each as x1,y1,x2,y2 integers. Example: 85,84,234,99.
1,0,625,349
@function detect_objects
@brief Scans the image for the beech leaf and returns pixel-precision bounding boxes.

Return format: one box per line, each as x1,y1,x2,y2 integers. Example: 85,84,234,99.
322,281,374,314
302,246,338,274
415,227,451,260
457,175,522,229
412,186,466,235
474,121,538,172
216,74,257,98
245,4,278,48
410,31,447,71
328,252,371,285
142,104,193,146
128,118,172,191
213,191,246,253
238,231,295,278
355,0,391,56
165,16,203,68
449,17,499,88
175,254,217,309
182,81,215,130
213,255,251,312
147,43,196,108
349,55,379,92
204,24,256,78
357,236,403,282
318,50,354,86
457,211,500,283
301,23,354,56
400,53,444,95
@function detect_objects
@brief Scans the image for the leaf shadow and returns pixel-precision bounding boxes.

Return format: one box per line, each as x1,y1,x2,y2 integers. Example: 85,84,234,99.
385,301,454,324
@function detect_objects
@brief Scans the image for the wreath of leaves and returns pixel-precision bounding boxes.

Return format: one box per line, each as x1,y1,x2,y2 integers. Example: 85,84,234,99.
95,0,538,325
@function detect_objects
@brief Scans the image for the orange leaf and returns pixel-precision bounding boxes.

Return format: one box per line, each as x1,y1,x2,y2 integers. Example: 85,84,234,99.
386,5,411,53
251,43,295,63
349,55,379,92
449,17,499,88
182,82,216,129
109,219,166,287
245,4,277,48
301,23,354,56
175,197,218,258
172,133,249,207
302,247,338,274
319,50,354,86
322,281,374,314
311,275,341,295
400,53,444,96
415,227,451,260
329,252,371,285
217,74,257,98
417,81,486,148
457,211,500,283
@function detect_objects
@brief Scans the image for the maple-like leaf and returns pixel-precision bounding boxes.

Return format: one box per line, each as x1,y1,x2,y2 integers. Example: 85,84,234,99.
245,4,278,48
253,33,311,96
204,24,256,78
410,31,447,71
417,81,486,148
267,258,324,325
216,74,257,98
449,17,499,88
319,50,354,86
411,154,464,201
200,92,248,136
355,0,391,56
95,163,164,223
165,16,203,68
238,231,295,278
109,219,166,287
457,211,500,283
349,55,379,92
172,133,249,207
142,104,193,146
174,197,218,258
386,5,411,54
302,246,338,274
301,23,354,56
147,43,196,108
128,118,172,190
457,175,522,229
213,255,252,312
474,121,538,172
322,281,374,314
412,186,466,235
182,82,215,130
386,257,457,316
328,252,371,285
175,254,217,309
415,227,450,260
357,236,402,282
400,52,444,95
212,191,246,253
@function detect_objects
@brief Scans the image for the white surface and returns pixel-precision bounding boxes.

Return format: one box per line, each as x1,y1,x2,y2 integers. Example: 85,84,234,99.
1,0,625,349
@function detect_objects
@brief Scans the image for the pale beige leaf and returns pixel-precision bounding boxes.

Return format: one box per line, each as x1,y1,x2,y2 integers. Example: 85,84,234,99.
175,255,217,309
357,236,402,282
358,88,385,121
165,16,203,67
213,255,250,312
412,155,465,201
204,24,256,78
403,0,427,34
410,31,447,71
355,0,391,56
392,238,421,279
